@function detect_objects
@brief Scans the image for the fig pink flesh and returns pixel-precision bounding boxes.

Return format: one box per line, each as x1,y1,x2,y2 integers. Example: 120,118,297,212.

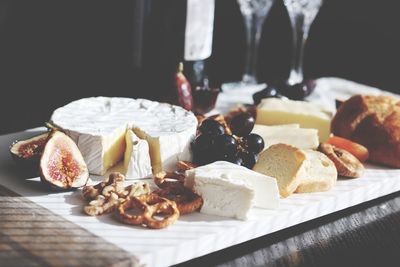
18,138,47,158
40,131,88,189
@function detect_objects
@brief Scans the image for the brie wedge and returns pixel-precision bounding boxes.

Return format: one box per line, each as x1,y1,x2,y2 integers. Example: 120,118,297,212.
51,97,197,175
123,129,152,179
185,161,280,220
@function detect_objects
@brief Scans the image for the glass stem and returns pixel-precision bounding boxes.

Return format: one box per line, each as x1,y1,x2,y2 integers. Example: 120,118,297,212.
288,14,308,85
242,14,264,84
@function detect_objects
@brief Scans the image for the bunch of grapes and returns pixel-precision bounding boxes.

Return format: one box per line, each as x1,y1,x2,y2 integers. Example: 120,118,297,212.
192,113,264,169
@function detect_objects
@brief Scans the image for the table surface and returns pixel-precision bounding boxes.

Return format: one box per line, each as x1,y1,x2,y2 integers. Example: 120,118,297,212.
2,78,400,267
3,184,400,267
177,190,400,267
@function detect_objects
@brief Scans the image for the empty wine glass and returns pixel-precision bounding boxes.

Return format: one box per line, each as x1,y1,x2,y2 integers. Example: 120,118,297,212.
283,0,323,85
223,0,275,91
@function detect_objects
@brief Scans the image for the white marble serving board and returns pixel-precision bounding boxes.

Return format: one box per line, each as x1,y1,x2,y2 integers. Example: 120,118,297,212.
1,78,399,267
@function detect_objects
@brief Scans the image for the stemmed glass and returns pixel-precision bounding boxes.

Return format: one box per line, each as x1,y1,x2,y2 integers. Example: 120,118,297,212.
283,0,323,86
223,0,276,90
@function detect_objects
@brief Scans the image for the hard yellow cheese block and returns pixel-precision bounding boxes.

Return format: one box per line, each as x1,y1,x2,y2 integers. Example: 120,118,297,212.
256,98,332,142
252,124,319,150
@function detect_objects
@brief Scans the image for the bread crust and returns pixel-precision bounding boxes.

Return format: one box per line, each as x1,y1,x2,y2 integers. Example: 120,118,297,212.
331,95,370,138
277,148,307,198
332,95,400,168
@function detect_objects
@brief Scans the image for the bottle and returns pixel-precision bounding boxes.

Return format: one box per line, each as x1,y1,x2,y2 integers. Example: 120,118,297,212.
182,0,219,114
182,0,215,89
135,0,216,104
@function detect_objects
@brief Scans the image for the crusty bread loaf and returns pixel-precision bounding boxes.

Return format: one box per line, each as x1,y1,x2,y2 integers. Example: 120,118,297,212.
295,150,337,193
253,144,306,198
332,95,400,168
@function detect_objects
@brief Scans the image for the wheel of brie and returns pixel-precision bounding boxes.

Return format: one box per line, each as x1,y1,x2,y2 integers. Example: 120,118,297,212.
50,97,198,176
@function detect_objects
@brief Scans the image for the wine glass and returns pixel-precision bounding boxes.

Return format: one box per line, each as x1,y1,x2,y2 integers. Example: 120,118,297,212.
223,0,276,91
283,0,323,86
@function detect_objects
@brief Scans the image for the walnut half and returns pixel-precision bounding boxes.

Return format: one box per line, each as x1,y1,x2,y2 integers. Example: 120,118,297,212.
82,172,150,216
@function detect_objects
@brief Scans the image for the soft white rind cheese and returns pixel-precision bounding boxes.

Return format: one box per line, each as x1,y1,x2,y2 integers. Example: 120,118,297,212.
133,124,196,174
185,161,280,220
64,126,126,175
123,130,152,179
51,97,197,175
185,166,254,220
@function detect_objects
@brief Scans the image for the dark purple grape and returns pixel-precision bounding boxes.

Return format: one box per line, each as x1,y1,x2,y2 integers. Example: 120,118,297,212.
223,154,243,166
281,79,316,100
244,133,264,154
238,151,258,169
198,119,224,135
192,134,216,165
253,85,286,105
230,112,255,137
192,134,215,151
214,134,238,157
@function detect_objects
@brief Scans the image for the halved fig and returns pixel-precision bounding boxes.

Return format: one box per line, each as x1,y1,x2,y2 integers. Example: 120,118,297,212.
10,132,50,174
40,131,89,190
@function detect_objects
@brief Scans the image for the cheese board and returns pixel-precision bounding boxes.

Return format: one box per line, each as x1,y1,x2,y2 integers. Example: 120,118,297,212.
1,77,400,267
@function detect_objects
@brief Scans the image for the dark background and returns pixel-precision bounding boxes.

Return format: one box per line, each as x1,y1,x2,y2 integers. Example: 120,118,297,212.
0,0,399,134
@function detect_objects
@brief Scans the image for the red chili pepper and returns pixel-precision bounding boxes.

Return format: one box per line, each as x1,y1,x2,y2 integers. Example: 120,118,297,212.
175,62,193,111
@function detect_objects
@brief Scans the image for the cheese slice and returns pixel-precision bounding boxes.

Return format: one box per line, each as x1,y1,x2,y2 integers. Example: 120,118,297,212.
133,125,195,174
185,161,280,220
123,130,152,179
260,124,300,128
256,98,332,142
65,126,127,176
252,124,319,150
51,97,197,175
